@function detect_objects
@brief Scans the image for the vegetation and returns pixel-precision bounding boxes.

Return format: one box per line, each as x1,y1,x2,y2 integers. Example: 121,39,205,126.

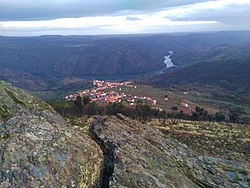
2,32,250,101
192,106,208,121
214,112,226,122
0,105,11,120
229,112,240,123
49,95,247,124
0,37,163,77
4,88,26,106
149,120,250,162
148,54,250,95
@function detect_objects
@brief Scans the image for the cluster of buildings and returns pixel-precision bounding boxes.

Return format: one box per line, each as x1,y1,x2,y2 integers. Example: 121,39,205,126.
65,80,157,106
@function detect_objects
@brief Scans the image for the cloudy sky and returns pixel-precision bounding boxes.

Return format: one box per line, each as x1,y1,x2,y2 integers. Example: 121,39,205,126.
0,0,250,36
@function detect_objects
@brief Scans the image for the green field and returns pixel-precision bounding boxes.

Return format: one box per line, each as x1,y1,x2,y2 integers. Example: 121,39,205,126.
106,83,250,121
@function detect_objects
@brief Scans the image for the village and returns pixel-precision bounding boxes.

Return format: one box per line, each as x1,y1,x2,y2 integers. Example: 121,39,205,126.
65,80,158,107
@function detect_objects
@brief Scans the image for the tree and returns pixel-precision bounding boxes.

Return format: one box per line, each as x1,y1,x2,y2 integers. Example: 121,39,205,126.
74,96,82,106
74,96,83,114
106,102,124,115
48,99,73,116
136,103,151,121
229,112,240,123
215,112,225,122
82,96,91,106
170,106,178,119
192,106,208,121
84,102,98,115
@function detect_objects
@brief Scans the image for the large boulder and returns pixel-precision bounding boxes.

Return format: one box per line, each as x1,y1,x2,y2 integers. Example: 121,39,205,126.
90,115,234,188
0,81,103,187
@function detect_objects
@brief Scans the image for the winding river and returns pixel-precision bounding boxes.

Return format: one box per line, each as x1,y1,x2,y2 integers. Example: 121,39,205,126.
164,51,174,68
153,51,174,75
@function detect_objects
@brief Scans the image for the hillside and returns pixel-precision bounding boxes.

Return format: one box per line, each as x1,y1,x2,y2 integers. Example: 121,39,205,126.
171,43,250,67
146,43,250,93
2,81,248,187
125,31,250,57
0,37,163,76
149,58,250,93
1,31,250,101
0,81,103,187
136,42,250,123
91,115,249,187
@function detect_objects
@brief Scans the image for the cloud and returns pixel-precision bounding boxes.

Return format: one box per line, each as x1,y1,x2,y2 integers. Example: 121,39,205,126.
164,0,250,22
0,0,211,21
0,14,218,36
0,0,249,35
126,16,142,21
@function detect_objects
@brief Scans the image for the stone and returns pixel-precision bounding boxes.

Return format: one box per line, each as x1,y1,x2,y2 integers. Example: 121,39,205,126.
0,81,103,187
90,115,235,188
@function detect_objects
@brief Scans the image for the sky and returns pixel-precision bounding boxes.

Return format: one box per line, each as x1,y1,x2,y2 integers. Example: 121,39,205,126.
0,0,250,36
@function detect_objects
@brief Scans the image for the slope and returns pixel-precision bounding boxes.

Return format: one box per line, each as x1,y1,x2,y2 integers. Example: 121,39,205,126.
0,37,163,76
90,114,240,187
0,81,103,187
147,43,250,94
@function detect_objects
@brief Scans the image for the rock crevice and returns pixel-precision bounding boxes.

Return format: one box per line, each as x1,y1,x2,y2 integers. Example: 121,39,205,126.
88,115,236,188
89,116,116,188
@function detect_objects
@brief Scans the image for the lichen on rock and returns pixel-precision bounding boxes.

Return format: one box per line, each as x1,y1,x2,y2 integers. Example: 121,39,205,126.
90,115,236,188
0,81,103,187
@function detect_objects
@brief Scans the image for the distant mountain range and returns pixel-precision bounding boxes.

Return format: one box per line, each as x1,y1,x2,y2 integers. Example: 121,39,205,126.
1,31,250,98
0,37,163,77
1,31,250,77
169,43,250,67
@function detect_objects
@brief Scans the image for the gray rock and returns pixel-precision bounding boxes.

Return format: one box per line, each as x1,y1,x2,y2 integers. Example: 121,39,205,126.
90,116,235,188
0,81,103,187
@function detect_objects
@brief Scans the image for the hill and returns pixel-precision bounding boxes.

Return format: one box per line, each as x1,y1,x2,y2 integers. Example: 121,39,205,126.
171,43,250,67
139,43,250,122
2,81,248,187
0,80,103,187
147,43,250,94
124,31,250,57
2,31,250,79
1,31,250,101
0,37,163,76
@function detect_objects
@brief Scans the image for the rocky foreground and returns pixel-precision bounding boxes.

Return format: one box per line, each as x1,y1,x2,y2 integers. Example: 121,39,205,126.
0,81,103,187
90,114,240,188
0,80,249,187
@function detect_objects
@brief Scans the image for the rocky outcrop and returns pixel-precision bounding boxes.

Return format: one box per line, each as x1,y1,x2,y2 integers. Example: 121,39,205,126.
90,114,234,188
0,81,103,187
1,81,247,187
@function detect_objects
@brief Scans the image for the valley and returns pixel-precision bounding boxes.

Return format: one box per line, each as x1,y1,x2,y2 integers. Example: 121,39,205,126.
1,32,250,121
1,80,249,187
1,31,250,187
57,80,250,124
2,0,250,187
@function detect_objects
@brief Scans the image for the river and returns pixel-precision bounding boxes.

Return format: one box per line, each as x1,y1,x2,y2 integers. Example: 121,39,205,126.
153,51,174,74
78,51,175,81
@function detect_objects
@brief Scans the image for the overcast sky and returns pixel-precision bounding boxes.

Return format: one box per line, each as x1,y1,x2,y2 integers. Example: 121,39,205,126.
0,0,250,36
